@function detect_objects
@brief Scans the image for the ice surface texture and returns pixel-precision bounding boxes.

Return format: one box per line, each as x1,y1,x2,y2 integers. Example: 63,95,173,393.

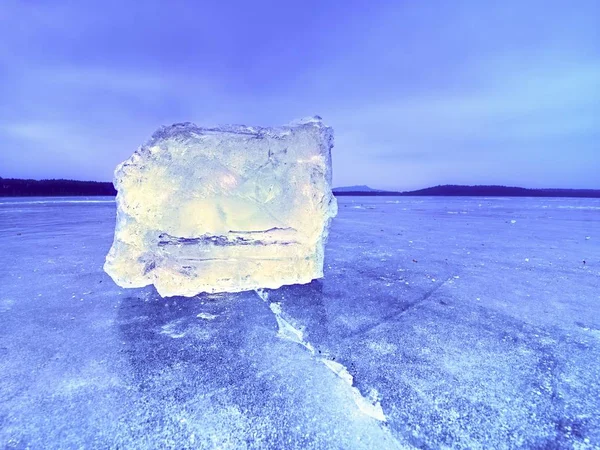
104,117,337,297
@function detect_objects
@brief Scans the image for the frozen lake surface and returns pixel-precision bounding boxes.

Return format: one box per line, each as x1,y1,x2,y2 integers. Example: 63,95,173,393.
1,196,599,449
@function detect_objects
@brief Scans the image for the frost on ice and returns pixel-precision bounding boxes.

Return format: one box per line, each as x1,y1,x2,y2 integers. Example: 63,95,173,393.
104,117,337,297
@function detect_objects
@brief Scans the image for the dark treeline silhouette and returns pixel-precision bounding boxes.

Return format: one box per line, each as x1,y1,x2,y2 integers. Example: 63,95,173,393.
334,184,600,198
0,177,116,197
1,178,599,198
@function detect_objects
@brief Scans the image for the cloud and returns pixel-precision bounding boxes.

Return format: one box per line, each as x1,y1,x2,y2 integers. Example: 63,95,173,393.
327,61,600,158
0,1,598,189
42,66,168,94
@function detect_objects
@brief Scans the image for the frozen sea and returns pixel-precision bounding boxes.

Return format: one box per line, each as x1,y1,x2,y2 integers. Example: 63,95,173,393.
1,196,599,449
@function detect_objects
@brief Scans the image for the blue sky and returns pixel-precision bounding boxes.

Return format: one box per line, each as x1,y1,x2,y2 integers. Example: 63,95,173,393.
1,1,598,190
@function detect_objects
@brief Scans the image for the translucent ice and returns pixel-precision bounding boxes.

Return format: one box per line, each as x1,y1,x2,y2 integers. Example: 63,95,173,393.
104,117,337,297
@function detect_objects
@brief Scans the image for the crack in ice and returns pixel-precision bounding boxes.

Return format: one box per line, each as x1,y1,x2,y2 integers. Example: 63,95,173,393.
345,275,458,340
256,290,388,423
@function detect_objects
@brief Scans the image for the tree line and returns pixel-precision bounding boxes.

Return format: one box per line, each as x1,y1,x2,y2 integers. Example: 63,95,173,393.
0,178,117,197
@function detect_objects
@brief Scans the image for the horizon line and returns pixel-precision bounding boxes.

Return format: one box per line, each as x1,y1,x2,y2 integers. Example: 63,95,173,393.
1,176,599,193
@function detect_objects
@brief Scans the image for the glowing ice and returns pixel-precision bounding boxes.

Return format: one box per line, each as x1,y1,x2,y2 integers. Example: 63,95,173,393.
104,117,337,297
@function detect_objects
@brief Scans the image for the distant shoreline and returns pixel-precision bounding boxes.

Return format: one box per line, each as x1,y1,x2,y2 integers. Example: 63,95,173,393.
334,185,600,198
1,178,599,198
0,178,117,197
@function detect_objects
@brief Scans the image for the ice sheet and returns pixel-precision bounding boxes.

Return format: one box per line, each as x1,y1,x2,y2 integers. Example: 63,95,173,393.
1,196,599,448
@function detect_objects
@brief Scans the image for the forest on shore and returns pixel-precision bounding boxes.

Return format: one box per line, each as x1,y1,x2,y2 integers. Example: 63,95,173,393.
1,177,599,198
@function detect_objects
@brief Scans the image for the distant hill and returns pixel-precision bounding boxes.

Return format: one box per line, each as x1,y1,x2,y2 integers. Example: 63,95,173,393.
0,177,116,197
334,184,600,198
403,185,600,198
333,185,382,193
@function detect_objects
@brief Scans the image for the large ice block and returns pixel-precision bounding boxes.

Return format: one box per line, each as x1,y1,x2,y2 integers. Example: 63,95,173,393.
104,117,337,297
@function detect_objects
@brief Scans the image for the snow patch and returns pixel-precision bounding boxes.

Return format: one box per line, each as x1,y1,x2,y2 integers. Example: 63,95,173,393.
367,340,398,355
160,319,188,338
558,206,600,210
197,312,218,320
